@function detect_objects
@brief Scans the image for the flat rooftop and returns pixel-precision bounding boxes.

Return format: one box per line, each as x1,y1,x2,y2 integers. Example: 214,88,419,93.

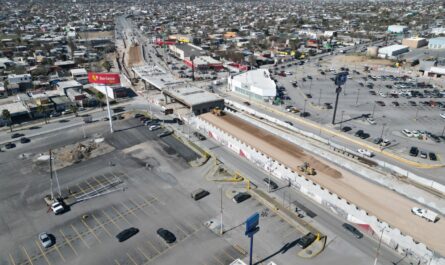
164,86,223,107
132,64,183,89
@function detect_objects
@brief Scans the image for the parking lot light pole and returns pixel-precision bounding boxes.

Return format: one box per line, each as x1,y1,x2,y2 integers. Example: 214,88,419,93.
355,87,361,105
371,102,376,118
380,123,387,139
303,99,307,114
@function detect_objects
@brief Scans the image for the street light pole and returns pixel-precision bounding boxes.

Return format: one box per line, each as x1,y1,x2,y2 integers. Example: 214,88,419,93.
371,102,376,118
373,228,386,265
380,123,386,139
355,87,360,105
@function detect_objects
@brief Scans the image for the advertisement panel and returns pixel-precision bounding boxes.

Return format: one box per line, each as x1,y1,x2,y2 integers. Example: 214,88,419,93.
88,72,121,85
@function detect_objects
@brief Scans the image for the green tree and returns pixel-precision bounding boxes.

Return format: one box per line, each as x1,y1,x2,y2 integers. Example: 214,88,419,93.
102,61,112,72
1,109,12,132
36,105,48,124
70,105,78,117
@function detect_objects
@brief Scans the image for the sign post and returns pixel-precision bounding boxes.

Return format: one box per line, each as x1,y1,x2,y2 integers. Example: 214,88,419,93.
88,72,121,133
332,71,348,125
245,212,260,265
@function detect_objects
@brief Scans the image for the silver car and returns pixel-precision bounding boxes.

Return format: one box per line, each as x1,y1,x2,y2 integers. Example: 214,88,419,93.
39,232,53,248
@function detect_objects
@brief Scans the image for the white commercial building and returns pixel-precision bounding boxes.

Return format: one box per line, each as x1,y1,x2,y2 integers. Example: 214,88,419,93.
378,44,409,59
7,74,31,85
387,25,408,34
228,69,276,101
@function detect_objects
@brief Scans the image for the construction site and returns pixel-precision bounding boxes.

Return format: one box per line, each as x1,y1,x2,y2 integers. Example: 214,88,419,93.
195,107,445,263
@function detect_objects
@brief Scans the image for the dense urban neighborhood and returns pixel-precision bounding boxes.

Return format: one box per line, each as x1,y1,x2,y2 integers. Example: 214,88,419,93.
1,0,445,265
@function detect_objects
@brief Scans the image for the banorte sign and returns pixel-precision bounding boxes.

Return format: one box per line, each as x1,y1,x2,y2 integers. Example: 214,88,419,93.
88,72,121,85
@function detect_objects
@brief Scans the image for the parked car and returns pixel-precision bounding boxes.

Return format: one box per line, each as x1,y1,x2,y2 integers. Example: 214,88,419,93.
373,137,383,144
391,101,400,107
357,149,373,157
355,130,364,137
297,233,316,249
20,137,30,144
116,227,139,242
366,117,376,125
341,126,352,132
193,132,206,140
191,188,210,201
409,146,419,157
380,139,391,147
149,125,161,131
420,151,427,159
233,192,251,203
402,129,413,138
300,112,310,117
157,228,176,243
429,152,437,161
342,223,363,239
4,142,16,149
263,178,278,190
38,232,54,248
11,133,24,139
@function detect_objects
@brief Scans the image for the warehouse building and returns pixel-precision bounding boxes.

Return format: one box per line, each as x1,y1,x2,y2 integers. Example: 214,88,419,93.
378,44,409,59
228,69,276,101
428,37,445,49
402,37,428,48
387,25,408,34
168,43,206,60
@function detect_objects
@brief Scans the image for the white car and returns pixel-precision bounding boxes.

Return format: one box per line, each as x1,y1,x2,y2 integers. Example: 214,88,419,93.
402,129,413,138
440,113,445,119
357,149,373,157
412,130,421,138
149,125,161,131
380,139,391,147
378,92,387,98
51,201,65,215
39,232,53,248
366,117,376,125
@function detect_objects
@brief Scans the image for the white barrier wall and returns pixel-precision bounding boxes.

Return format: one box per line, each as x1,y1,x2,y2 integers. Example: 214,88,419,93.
194,115,444,265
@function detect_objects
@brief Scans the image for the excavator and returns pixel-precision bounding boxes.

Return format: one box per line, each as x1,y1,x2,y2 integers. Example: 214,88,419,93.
298,162,316,175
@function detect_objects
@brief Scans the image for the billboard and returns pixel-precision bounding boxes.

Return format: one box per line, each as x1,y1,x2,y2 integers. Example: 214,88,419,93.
88,72,121,85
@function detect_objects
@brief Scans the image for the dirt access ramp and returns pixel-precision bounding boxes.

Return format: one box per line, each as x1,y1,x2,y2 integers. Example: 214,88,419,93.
127,44,143,67
200,112,445,256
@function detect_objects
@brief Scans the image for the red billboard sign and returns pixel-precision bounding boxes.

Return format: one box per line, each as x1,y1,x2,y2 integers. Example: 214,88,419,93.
88,72,121,85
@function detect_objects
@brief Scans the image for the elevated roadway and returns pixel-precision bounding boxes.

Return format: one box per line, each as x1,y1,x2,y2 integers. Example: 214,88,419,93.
200,112,445,257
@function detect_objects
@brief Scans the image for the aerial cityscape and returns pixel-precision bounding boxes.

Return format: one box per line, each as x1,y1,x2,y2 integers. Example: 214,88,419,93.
0,0,445,264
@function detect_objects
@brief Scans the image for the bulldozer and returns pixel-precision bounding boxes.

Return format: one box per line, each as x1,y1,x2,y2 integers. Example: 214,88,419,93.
299,162,316,175
211,107,224,116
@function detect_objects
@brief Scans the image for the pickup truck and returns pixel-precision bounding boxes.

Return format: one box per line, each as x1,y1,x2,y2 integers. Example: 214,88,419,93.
411,207,439,223
51,201,66,215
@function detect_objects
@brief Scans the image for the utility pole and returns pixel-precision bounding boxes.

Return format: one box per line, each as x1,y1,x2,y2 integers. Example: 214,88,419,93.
104,86,113,133
380,123,386,140
373,228,386,265
49,150,54,200
355,87,361,105
267,158,273,192
220,187,223,235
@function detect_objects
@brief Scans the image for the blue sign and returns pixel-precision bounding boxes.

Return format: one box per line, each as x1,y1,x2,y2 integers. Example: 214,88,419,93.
245,212,260,236
335,71,348,86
